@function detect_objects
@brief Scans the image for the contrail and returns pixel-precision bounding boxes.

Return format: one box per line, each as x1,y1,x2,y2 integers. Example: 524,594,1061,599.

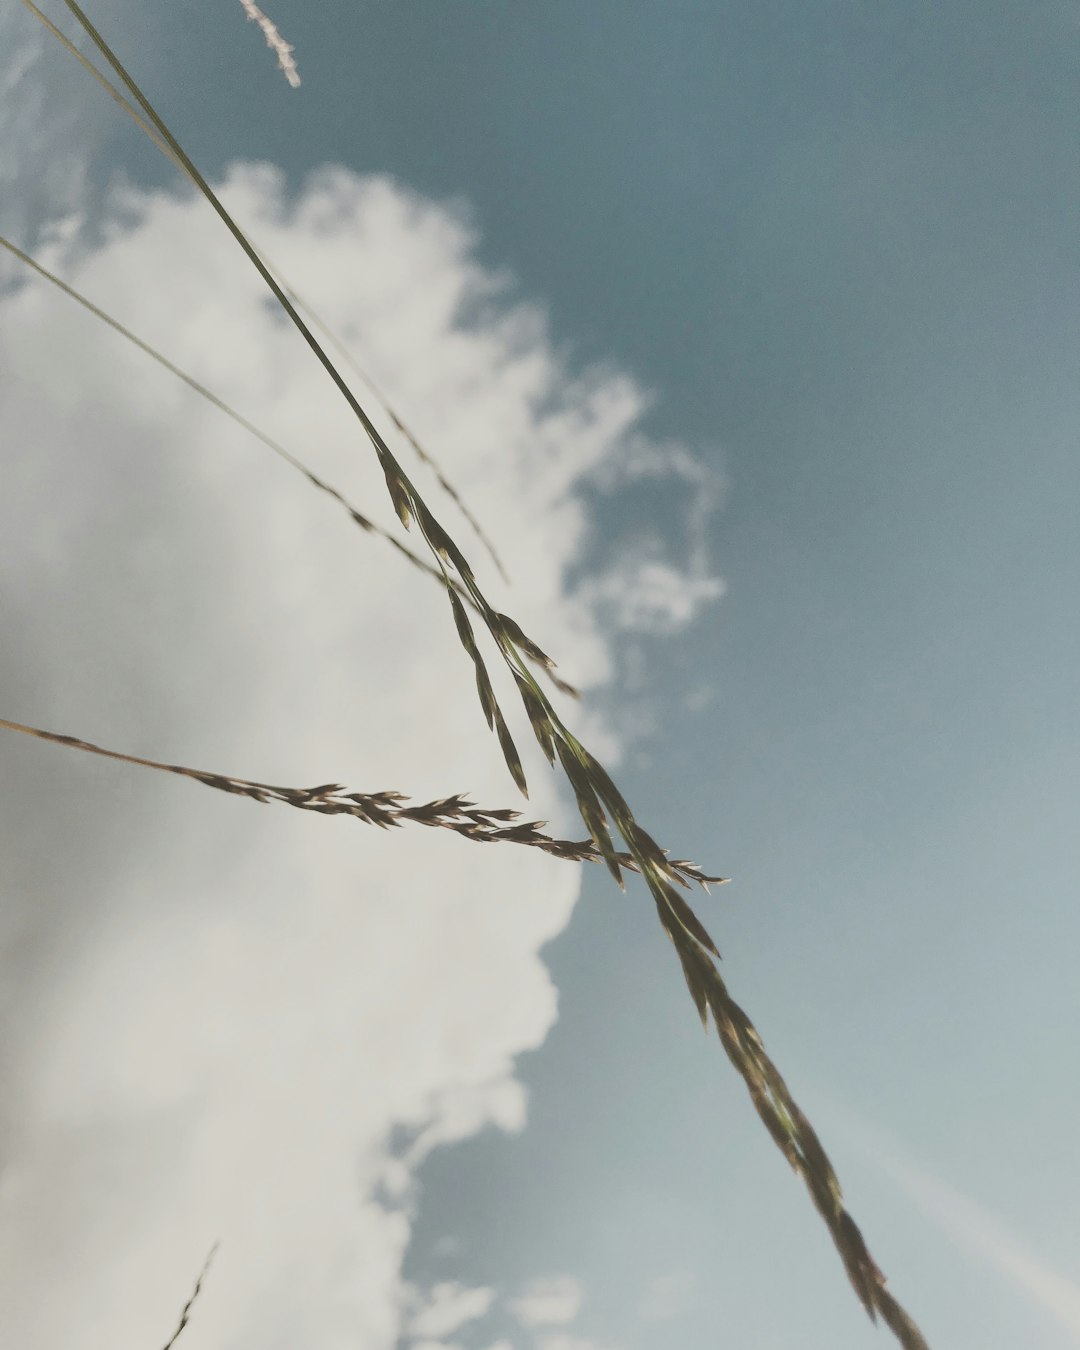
831,1102,1080,1343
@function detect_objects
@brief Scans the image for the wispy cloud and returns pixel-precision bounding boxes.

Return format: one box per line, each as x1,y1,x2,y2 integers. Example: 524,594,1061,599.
834,1105,1080,1343
407,1279,495,1340
237,0,301,88
884,1154,1080,1340
511,1274,584,1327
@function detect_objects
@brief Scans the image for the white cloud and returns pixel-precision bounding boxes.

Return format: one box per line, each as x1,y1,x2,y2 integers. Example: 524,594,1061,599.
588,431,726,587
408,1280,495,1340
511,1274,584,1327
580,552,726,635
0,162,721,1350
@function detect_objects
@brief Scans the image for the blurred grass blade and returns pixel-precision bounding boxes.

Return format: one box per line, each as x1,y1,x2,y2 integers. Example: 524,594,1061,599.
161,1242,218,1350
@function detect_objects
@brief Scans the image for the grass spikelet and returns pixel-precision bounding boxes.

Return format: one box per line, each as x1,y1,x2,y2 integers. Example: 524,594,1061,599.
491,703,529,797
381,458,414,529
555,738,623,888
657,878,722,960
446,587,499,730
512,670,556,765
0,717,696,877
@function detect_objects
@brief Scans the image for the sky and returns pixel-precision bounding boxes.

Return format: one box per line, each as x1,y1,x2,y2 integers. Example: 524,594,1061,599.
1,3,1079,1350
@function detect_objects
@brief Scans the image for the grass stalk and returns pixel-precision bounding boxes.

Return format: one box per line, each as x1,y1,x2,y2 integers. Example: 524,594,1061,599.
19,0,509,584
0,231,573,696
0,717,721,886
13,6,934,1343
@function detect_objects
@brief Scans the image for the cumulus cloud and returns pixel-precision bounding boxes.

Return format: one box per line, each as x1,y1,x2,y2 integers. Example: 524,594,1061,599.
0,162,721,1350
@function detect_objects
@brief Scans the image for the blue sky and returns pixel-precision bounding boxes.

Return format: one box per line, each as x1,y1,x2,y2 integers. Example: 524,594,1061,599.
2,4,1079,1349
